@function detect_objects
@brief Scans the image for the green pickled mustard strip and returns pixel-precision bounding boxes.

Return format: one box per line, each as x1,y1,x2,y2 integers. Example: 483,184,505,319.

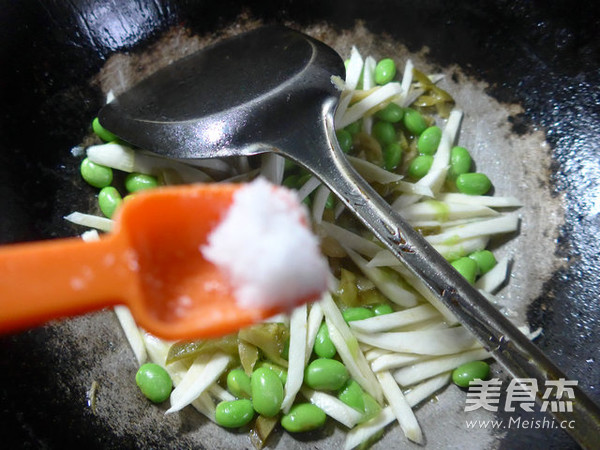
238,323,289,367
166,334,239,365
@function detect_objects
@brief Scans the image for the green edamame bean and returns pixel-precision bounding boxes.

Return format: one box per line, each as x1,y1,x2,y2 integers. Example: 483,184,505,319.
256,361,288,385
215,399,255,428
304,358,349,391
325,194,335,209
375,58,396,85
417,126,442,155
80,158,113,188
336,129,353,153
135,363,172,403
408,154,434,179
313,323,336,359
449,146,472,178
455,173,492,195
251,367,284,417
451,257,478,284
125,172,159,193
402,108,428,135
284,158,297,172
344,121,362,135
383,142,403,171
375,103,404,123
281,403,326,433
92,117,118,142
283,174,301,189
468,250,497,275
226,368,252,398
297,173,312,187
98,186,122,218
452,361,490,388
371,121,396,146
338,380,365,412
373,304,394,316
342,307,375,323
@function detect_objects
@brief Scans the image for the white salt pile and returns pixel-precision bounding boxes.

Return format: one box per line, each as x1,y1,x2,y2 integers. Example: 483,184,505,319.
202,177,328,310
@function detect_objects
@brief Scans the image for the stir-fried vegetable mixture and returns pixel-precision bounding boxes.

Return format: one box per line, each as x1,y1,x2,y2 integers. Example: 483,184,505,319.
69,45,538,448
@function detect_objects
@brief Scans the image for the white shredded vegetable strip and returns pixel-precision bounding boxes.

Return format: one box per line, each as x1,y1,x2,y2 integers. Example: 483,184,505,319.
319,222,381,258
321,294,383,403
425,214,519,244
370,352,426,373
365,347,392,362
403,86,426,109
344,372,451,450
142,333,171,366
296,175,322,201
87,143,212,183
335,92,354,130
377,370,423,444
338,83,403,128
167,352,230,414
399,59,414,103
378,257,459,325
80,229,100,241
114,306,147,365
349,304,441,333
475,257,510,293
411,217,493,229
260,153,285,184
393,347,490,386
361,56,377,135
64,212,113,232
345,46,364,90
430,109,463,174
345,248,419,307
518,325,543,341
366,238,489,269
208,383,235,402
87,143,135,171
433,236,490,260
400,200,499,223
305,302,324,362
403,371,452,406
181,157,233,177
436,192,523,208
347,156,403,183
312,184,331,224
218,168,260,183
428,73,445,84
301,388,363,428
281,304,308,412
392,180,435,197
331,75,346,91
352,326,477,356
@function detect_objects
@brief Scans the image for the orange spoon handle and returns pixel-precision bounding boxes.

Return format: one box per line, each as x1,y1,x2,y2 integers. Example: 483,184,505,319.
0,234,135,334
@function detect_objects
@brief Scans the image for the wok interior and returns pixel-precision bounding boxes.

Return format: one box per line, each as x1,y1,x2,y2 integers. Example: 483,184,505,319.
1,1,599,449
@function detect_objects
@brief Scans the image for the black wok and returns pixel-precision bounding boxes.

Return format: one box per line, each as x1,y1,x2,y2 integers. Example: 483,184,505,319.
1,1,599,448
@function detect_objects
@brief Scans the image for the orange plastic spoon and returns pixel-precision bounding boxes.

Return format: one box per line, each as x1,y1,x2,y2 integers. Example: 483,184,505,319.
0,183,310,340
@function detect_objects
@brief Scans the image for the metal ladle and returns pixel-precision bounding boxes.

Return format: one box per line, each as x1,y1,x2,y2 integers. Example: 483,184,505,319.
99,25,600,448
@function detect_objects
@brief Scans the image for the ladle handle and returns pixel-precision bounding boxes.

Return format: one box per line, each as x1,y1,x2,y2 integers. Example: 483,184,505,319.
300,102,600,448
0,235,133,333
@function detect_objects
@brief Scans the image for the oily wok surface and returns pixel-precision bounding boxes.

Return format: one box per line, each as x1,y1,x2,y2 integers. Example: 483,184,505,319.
1,1,599,449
